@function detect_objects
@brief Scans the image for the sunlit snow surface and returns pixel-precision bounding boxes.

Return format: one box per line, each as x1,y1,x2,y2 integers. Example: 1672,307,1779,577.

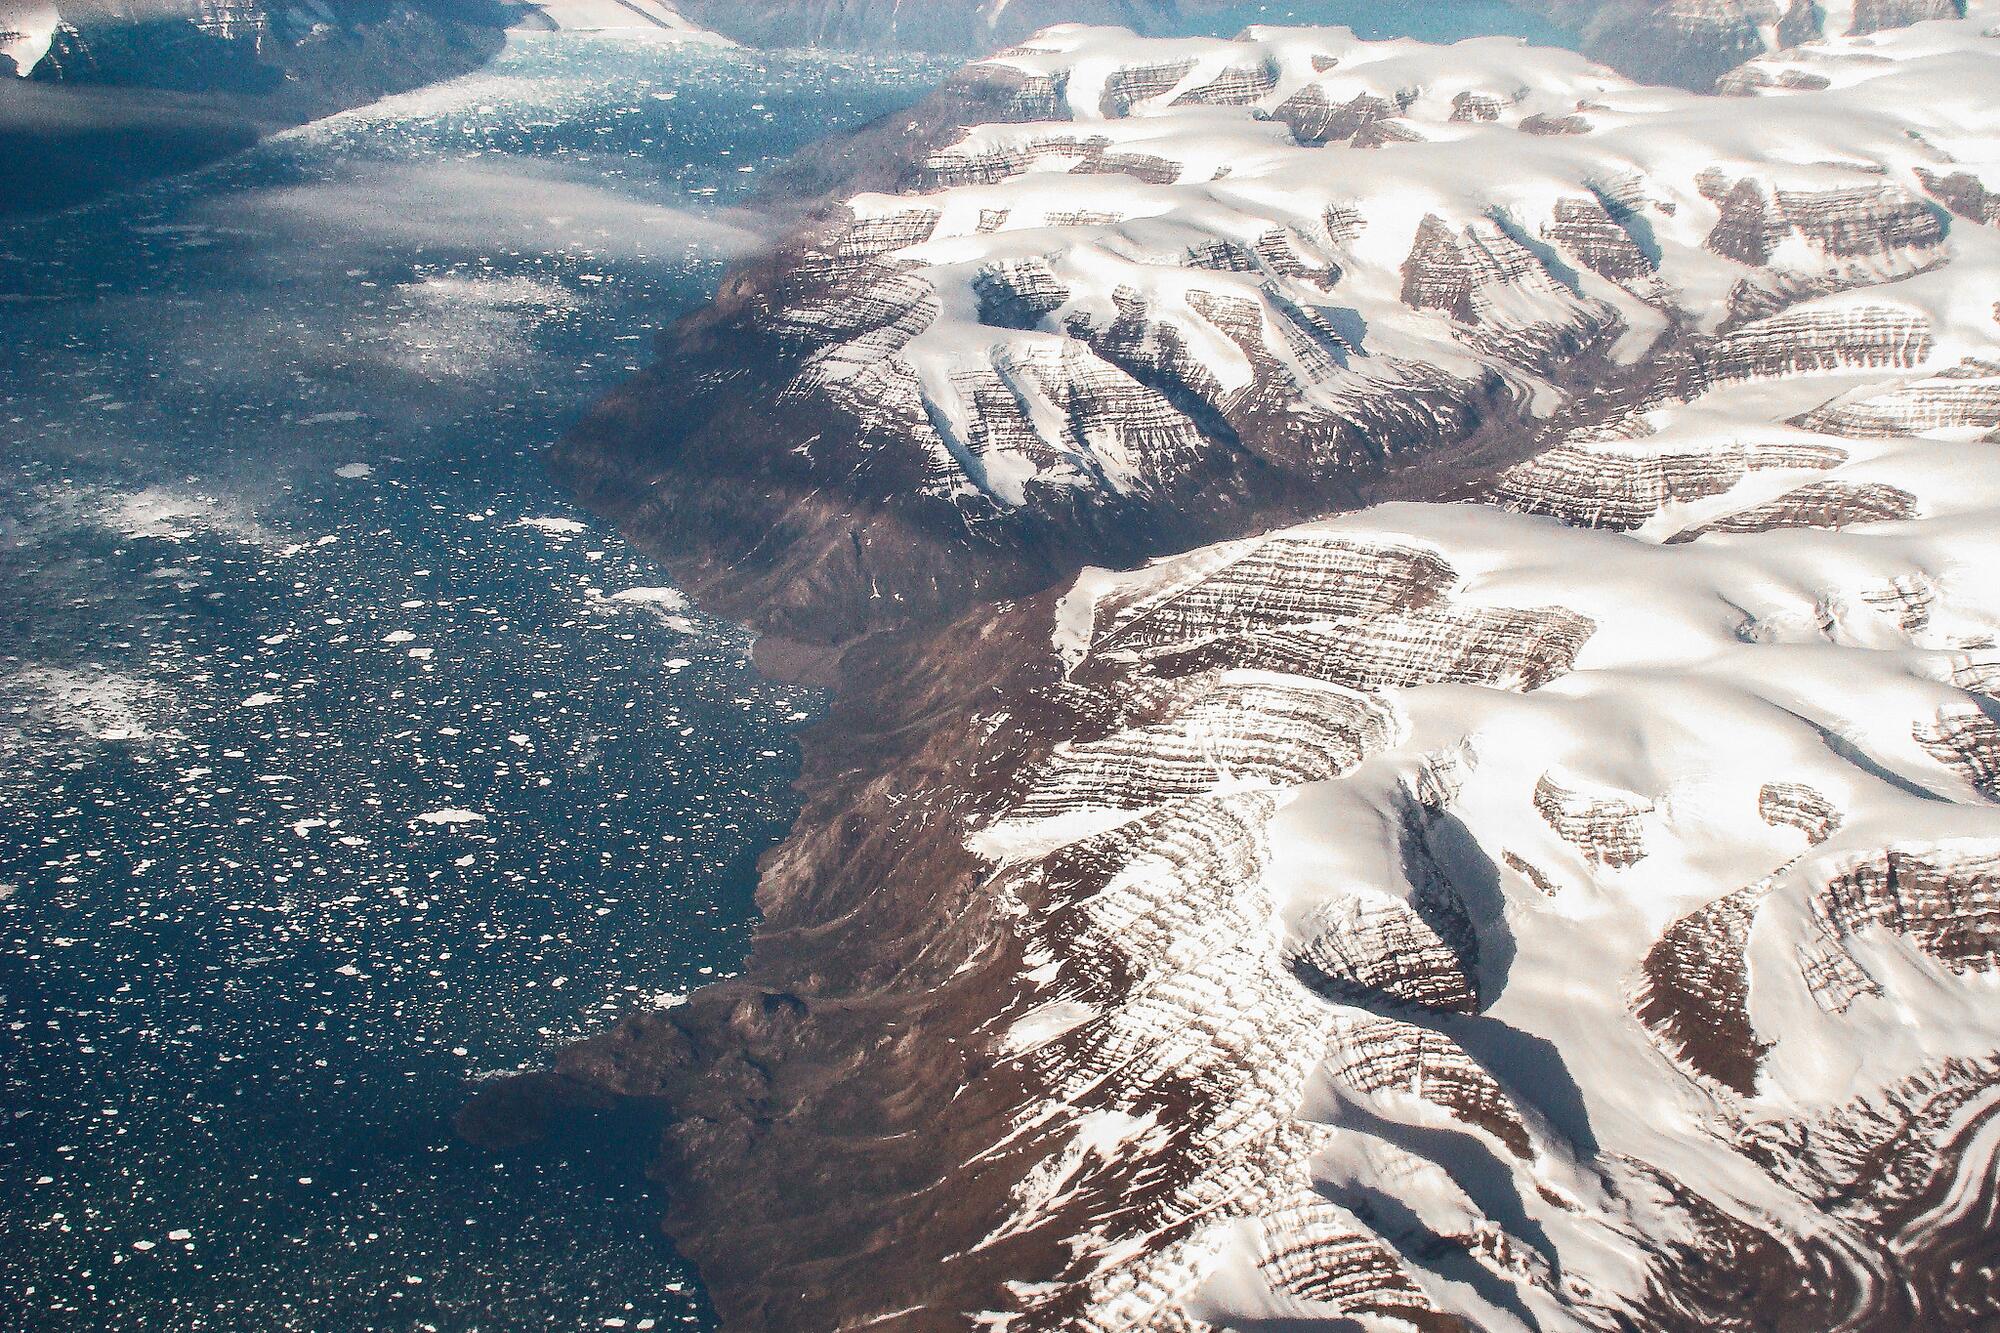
0,34,953,1331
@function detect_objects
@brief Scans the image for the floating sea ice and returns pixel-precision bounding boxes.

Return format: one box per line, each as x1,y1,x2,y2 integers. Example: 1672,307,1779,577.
519,516,588,536
608,586,688,610
334,463,374,479
412,809,485,826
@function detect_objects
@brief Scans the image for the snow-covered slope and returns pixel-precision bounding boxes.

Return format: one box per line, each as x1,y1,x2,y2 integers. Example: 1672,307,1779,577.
518,7,2000,1331
504,0,725,38
969,409,1999,1328
936,17,2000,1324
0,0,60,74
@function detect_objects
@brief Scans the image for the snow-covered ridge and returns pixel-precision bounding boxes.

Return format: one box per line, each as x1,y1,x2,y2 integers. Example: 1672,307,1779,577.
602,7,1994,596
1533,0,1970,88
0,0,59,74
504,0,726,39
970,438,1999,1324
897,13,2000,1328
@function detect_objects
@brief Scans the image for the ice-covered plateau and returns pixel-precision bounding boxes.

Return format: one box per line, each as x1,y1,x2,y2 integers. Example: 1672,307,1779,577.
514,7,2000,1331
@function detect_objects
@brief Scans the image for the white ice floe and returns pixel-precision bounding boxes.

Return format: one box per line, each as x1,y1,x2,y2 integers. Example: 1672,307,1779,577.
411,808,487,827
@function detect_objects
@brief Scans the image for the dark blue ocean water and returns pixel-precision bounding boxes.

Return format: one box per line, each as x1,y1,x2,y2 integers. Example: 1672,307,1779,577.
0,34,954,1333
0,7,1575,1329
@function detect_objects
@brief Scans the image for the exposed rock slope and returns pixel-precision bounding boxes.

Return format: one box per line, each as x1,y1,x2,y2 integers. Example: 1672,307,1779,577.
499,7,2000,1331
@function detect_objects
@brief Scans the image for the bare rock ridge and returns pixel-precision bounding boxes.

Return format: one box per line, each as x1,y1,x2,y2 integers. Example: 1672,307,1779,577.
494,7,2000,1332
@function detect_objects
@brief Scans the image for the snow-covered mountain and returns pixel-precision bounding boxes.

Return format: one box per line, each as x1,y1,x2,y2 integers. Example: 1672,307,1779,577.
513,5,2000,1330
558,11,1993,648
488,0,1968,79
505,0,723,36
0,0,61,73
654,0,1201,54
5,0,503,82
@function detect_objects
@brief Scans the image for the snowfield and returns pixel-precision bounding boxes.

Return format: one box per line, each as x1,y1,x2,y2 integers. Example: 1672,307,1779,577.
934,9,2000,1328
